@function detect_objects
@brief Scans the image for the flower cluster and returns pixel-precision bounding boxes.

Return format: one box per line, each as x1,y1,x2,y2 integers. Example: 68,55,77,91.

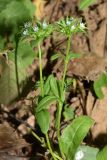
22,17,86,41
57,17,86,36
23,22,31,36
23,20,53,43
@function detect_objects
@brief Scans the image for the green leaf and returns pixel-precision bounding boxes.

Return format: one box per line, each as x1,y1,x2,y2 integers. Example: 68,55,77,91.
22,0,35,17
97,145,107,160
16,41,35,69
44,75,51,95
50,53,61,61
36,95,57,112
0,0,14,12
0,0,35,34
75,145,99,160
60,116,94,160
57,80,65,102
67,53,81,61
63,105,75,121
50,75,59,98
94,73,107,99
36,109,50,134
0,41,35,105
8,41,35,70
79,0,96,10
0,58,25,105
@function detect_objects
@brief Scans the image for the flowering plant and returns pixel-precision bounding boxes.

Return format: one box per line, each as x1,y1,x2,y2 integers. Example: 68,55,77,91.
56,17,86,36
22,17,93,160
23,20,53,43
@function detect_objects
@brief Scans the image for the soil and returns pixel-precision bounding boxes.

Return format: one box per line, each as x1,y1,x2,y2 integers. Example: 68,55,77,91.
0,0,107,159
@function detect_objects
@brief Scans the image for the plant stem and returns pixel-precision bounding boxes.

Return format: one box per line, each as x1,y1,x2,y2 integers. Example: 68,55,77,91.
57,36,71,156
32,131,61,159
61,36,71,93
46,133,57,160
38,43,57,159
57,101,65,158
15,36,20,97
38,43,44,97
31,130,43,143
53,153,63,160
57,101,62,140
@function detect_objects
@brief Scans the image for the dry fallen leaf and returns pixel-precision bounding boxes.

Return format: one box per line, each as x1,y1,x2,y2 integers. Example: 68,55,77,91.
0,123,28,153
85,87,107,145
67,54,107,81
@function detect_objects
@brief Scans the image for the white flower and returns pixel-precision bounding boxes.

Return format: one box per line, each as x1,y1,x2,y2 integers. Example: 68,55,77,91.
70,17,74,21
75,150,84,160
24,22,31,28
23,29,28,35
80,22,85,29
33,26,39,32
42,21,48,29
71,25,75,30
66,18,74,26
66,20,71,26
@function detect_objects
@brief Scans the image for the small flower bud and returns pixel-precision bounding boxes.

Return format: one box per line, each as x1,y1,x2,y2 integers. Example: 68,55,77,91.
70,17,74,21
24,22,31,28
66,20,71,26
80,22,85,29
33,26,39,32
71,25,75,31
23,29,28,35
42,21,48,29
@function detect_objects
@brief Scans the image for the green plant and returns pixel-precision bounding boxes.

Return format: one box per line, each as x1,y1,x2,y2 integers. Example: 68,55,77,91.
3,0,107,159
22,18,94,160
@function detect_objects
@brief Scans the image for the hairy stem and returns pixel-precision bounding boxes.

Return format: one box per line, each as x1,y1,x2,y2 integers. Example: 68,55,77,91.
38,43,57,159
46,133,57,160
57,36,71,156
38,43,44,97
61,36,71,93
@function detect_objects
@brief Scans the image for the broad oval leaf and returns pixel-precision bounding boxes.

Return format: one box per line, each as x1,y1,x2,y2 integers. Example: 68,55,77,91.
50,75,59,98
79,0,96,10
36,109,50,134
36,95,57,112
60,116,94,160
97,145,107,160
